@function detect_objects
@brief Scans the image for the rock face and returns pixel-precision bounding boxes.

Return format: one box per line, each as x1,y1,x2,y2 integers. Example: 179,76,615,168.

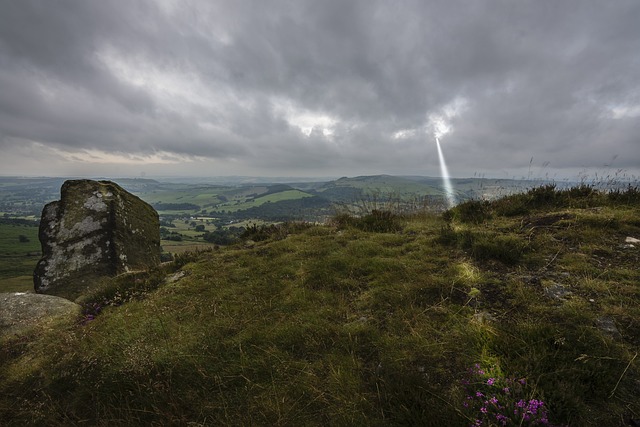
0,292,81,337
34,180,160,300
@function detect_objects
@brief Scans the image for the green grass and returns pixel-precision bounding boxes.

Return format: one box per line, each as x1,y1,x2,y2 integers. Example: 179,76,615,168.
0,275,34,293
0,224,40,291
0,224,40,255
1,186,639,425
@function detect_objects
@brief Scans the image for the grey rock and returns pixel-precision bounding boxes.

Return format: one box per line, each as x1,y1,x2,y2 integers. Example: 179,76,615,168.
165,271,187,284
544,282,572,300
472,311,495,324
596,317,621,339
34,180,161,300
0,292,81,337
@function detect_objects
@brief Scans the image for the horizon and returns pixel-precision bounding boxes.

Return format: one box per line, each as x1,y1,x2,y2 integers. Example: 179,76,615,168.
0,170,636,186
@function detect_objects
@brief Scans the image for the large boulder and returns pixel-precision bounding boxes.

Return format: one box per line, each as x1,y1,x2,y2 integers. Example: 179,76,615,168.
34,180,160,300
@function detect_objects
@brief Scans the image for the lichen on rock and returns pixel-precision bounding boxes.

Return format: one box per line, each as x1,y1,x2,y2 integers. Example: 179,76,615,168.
34,180,161,300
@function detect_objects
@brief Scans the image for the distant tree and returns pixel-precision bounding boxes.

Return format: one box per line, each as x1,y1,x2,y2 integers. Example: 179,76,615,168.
18,234,30,243
202,229,238,245
195,224,205,232
159,219,175,228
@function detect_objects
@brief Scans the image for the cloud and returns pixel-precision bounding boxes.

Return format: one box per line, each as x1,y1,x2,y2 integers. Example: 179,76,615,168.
0,0,638,179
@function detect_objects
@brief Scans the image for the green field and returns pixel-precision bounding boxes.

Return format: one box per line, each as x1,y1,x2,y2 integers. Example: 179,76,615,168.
0,223,40,255
216,189,313,212
0,223,40,292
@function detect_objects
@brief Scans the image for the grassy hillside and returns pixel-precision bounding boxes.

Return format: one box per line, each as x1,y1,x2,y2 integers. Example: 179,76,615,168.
1,186,639,426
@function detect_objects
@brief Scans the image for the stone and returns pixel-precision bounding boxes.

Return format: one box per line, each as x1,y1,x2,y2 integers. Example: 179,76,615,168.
595,317,621,339
544,282,572,301
0,292,81,337
472,311,495,324
625,236,640,244
34,180,160,300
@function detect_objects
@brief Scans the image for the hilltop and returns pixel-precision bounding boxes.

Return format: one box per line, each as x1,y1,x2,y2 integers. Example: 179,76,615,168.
1,185,639,426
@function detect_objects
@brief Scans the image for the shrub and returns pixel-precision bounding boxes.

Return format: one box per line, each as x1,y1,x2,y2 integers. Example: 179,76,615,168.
453,200,492,224
436,224,458,246
241,222,311,242
526,184,558,208
359,210,402,232
332,210,402,233
607,184,640,205
492,196,530,217
203,229,240,245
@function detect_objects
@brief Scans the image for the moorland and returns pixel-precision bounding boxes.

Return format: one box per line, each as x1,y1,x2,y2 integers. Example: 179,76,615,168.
1,182,639,426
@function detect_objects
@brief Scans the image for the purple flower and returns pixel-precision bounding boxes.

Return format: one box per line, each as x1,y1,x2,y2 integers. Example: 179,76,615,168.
480,406,488,414
476,391,484,398
487,378,495,386
489,396,499,405
503,387,510,393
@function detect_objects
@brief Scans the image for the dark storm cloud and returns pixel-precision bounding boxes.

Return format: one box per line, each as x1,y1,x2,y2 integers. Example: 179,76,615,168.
0,0,638,177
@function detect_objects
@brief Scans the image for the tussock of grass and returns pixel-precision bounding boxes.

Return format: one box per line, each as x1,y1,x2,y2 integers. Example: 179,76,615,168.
1,186,639,426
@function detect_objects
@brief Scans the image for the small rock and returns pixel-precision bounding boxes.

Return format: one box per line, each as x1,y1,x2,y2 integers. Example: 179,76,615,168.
166,271,187,284
626,236,640,244
595,317,621,339
544,282,572,300
473,311,495,324
520,275,540,285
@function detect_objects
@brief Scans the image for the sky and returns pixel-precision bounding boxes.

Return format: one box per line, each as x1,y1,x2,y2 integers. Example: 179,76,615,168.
0,0,639,181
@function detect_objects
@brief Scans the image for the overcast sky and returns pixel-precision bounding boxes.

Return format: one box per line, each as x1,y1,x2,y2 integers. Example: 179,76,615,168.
0,0,638,180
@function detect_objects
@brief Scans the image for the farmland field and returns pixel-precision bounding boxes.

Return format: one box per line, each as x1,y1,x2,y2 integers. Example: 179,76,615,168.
0,223,40,292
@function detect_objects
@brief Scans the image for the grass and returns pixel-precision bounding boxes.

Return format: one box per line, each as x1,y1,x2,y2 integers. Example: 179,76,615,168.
0,223,40,291
0,185,639,425
0,223,40,255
